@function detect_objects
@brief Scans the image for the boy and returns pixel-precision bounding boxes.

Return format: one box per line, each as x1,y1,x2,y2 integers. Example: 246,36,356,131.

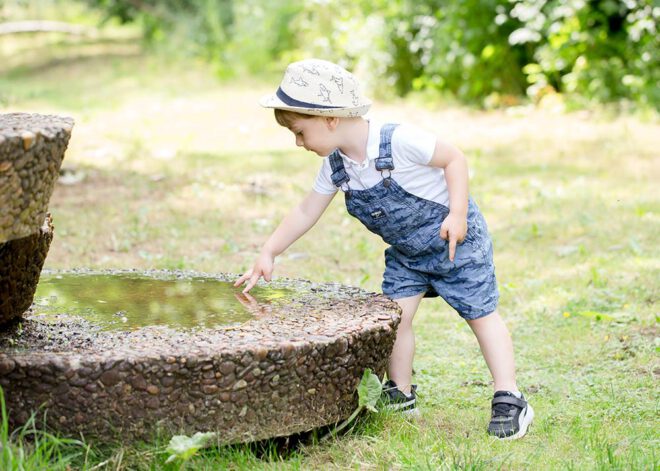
235,59,533,439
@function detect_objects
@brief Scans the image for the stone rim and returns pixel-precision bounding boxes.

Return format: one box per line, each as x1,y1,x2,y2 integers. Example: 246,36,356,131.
4,268,401,358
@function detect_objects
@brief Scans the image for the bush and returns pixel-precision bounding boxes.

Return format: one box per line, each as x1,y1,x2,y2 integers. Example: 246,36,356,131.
508,0,659,106
79,0,659,108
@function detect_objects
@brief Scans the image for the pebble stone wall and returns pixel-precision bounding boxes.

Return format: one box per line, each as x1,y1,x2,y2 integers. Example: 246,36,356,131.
0,215,53,328
0,270,401,444
0,113,73,325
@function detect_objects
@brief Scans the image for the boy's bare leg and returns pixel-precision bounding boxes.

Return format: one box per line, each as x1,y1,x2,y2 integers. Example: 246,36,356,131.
466,310,518,392
387,292,425,395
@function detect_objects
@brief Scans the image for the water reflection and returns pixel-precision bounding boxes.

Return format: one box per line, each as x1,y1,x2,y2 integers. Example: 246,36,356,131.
32,274,294,330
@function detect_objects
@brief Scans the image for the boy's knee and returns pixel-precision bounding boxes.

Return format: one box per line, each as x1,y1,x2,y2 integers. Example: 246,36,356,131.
398,313,415,329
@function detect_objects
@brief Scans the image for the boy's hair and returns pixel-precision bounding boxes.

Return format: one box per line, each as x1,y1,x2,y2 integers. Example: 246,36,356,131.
274,109,318,128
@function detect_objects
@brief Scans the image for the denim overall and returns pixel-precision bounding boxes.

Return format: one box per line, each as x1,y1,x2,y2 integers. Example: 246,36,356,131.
328,123,498,320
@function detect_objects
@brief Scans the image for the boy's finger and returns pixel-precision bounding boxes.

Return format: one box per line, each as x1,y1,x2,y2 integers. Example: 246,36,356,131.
242,272,260,294
233,271,250,287
449,236,457,262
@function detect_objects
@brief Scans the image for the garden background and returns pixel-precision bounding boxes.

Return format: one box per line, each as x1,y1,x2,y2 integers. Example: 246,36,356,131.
1,0,658,469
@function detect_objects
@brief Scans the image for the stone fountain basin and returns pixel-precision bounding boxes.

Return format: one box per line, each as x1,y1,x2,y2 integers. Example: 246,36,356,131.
0,269,401,443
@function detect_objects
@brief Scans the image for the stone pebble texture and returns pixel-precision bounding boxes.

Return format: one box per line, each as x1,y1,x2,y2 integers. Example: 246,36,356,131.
0,113,73,326
0,270,402,444
0,215,53,328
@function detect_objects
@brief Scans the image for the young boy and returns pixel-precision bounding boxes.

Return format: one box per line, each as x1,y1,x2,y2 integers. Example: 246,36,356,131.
235,59,534,439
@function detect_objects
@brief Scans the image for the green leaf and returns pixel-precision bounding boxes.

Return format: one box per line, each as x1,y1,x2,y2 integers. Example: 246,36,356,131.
357,368,382,413
165,432,216,463
481,44,496,60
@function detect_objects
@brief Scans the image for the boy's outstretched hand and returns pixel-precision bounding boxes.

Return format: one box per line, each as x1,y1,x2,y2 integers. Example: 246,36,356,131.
439,211,467,262
234,251,275,293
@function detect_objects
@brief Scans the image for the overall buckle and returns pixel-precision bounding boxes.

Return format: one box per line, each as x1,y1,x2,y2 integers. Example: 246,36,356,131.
381,169,392,188
340,181,351,197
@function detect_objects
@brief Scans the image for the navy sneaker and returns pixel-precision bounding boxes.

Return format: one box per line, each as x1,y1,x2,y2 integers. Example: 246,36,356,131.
380,379,419,416
488,391,534,439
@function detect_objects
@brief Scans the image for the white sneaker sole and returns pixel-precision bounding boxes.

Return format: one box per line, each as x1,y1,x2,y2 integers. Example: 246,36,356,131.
382,398,419,417
498,404,534,440
402,407,420,418
385,398,416,411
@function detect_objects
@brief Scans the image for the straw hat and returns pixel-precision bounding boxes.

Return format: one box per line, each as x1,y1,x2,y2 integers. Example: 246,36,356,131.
259,59,371,117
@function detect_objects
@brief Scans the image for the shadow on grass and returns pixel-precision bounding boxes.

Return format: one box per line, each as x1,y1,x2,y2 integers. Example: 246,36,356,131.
1,395,381,470
107,411,396,469
1,36,143,79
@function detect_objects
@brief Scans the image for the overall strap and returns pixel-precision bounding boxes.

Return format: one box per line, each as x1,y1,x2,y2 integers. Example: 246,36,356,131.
375,123,399,171
329,149,350,189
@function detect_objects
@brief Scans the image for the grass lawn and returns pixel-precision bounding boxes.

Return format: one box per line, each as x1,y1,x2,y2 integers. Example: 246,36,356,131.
1,36,658,470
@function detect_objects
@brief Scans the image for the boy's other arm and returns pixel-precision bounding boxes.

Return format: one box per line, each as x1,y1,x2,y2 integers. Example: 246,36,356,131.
428,138,469,262
234,190,335,293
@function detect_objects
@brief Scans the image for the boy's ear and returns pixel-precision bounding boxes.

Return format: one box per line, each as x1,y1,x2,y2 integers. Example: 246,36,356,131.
325,117,340,130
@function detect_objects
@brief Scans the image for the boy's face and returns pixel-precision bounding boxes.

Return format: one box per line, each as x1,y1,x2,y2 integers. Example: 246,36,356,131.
287,116,338,157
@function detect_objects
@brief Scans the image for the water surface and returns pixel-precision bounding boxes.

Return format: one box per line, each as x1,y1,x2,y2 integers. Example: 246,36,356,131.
32,274,294,331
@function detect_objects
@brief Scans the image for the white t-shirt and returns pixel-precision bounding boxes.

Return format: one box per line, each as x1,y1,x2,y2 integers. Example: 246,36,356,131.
313,121,449,207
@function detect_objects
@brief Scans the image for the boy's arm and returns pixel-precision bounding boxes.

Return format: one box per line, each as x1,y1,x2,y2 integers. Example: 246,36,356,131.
234,190,336,293
427,138,469,262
